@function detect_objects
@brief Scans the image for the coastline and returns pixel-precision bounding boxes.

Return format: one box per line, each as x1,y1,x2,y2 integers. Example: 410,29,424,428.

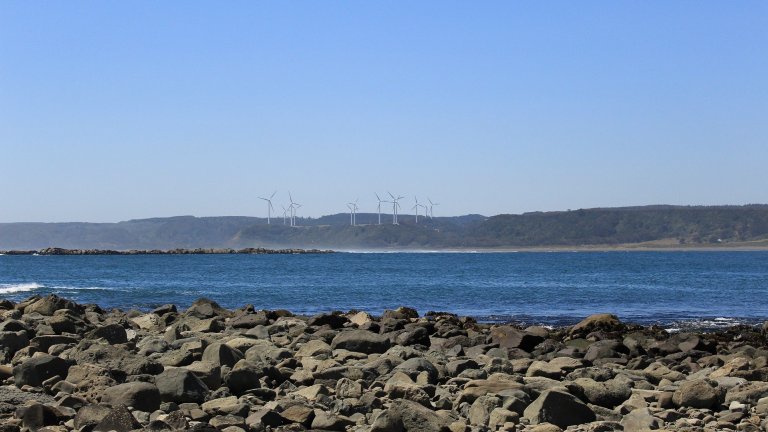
2,294,768,431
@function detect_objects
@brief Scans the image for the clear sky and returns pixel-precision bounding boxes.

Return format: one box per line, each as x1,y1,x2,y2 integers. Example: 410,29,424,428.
1,2,766,222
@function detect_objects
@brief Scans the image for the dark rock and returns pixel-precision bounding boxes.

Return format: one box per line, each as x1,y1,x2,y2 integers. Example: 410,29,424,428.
523,389,596,429
101,381,161,412
308,312,349,329
156,368,209,403
382,307,419,320
395,327,430,346
0,331,28,361
23,294,81,316
229,312,269,329
280,403,316,426
186,298,232,319
331,329,391,353
223,360,270,395
393,358,439,384
93,404,141,432
370,399,452,432
569,314,624,338
584,340,629,362
74,404,112,430
17,403,63,430
202,342,243,368
491,326,545,352
13,354,70,388
85,323,128,344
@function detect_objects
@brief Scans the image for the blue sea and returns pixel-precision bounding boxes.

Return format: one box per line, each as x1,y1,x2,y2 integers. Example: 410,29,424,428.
1,251,767,330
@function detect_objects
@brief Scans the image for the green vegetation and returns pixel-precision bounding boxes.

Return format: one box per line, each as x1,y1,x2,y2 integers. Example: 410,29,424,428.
2,205,768,250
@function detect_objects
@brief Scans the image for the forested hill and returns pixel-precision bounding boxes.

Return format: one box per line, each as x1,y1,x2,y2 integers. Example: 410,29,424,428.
2,205,768,250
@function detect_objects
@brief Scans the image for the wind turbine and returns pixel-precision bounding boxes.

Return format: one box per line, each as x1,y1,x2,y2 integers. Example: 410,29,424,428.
412,197,421,224
346,199,359,226
375,193,386,225
288,192,301,227
428,198,439,218
281,205,288,225
388,192,404,225
347,201,359,226
258,191,277,224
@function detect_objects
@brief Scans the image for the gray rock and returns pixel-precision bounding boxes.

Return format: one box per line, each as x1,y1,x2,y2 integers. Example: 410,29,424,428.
101,381,161,412
490,326,545,352
568,378,632,408
23,294,81,316
202,342,244,368
620,407,660,432
393,357,439,384
93,404,141,432
86,323,128,344
468,395,501,426
156,368,209,403
335,377,363,399
725,381,768,405
673,379,722,409
186,298,232,319
370,399,452,432
523,389,596,429
74,404,112,430
13,353,70,388
331,329,391,354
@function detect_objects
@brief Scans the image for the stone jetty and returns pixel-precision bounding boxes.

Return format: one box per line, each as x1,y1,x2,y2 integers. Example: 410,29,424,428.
2,295,768,431
0,248,333,256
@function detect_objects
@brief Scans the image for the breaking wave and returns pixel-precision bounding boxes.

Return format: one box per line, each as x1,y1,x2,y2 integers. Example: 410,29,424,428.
0,282,44,294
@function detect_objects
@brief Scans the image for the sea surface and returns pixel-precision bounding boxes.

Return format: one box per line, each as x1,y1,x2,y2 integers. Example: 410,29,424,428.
1,251,767,330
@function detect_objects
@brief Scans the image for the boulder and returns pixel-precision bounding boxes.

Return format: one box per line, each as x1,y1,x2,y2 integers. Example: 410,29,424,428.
331,329,391,354
85,324,128,344
186,298,232,319
13,354,70,388
568,378,632,408
23,295,80,316
620,407,660,432
569,314,623,337
73,404,112,430
491,326,545,352
101,381,161,412
672,379,722,409
202,342,243,368
393,357,439,384
155,368,209,403
370,399,452,432
92,404,141,432
523,389,596,429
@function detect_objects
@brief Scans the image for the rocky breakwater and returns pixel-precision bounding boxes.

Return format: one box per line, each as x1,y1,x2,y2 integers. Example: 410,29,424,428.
1,248,334,256
1,297,768,431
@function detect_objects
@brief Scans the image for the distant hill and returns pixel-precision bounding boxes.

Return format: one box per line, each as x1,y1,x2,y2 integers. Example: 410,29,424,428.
2,205,768,250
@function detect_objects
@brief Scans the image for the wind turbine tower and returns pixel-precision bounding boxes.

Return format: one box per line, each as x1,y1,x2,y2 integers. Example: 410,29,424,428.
388,192,404,225
258,191,277,224
375,193,386,225
428,198,440,219
412,197,421,224
346,199,359,226
288,192,302,227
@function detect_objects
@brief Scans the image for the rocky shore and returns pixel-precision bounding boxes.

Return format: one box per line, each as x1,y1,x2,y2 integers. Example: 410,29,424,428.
0,248,334,256
2,296,768,431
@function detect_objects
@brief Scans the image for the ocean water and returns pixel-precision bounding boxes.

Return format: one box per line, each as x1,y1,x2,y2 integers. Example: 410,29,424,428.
1,251,767,329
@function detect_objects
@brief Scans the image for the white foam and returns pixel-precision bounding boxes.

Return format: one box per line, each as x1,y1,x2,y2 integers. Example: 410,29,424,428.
0,282,44,294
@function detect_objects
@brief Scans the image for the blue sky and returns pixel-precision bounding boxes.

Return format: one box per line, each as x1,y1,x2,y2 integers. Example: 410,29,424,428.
1,2,766,222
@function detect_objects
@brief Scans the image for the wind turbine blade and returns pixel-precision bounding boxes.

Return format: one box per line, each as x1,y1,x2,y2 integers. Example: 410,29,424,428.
270,191,277,199
375,193,381,201
388,191,395,199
